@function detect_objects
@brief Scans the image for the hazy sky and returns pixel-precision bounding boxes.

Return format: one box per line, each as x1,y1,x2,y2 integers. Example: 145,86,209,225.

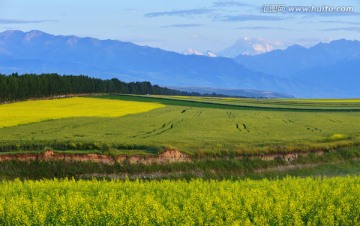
1,0,359,52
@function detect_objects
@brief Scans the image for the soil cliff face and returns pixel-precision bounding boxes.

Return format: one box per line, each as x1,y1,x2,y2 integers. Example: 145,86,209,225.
0,149,329,165
0,150,192,165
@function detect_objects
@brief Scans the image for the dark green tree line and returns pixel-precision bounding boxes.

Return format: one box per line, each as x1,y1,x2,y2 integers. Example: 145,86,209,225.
0,73,190,102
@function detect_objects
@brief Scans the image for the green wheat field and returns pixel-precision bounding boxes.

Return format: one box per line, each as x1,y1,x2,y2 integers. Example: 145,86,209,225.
1,95,360,155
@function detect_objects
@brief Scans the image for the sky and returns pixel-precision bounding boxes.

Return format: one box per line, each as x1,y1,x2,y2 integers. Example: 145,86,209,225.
0,0,360,53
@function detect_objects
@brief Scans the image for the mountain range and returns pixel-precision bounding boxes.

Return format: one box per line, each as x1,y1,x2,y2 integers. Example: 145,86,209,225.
169,87,293,98
0,30,359,98
0,30,299,96
235,39,360,97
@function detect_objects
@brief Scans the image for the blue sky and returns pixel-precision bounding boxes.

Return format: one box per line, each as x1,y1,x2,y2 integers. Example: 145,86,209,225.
0,0,359,52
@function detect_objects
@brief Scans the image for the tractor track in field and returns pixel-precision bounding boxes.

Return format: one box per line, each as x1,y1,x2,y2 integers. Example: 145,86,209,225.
226,112,250,133
235,123,250,132
193,110,202,117
130,119,183,139
281,118,323,133
181,108,192,114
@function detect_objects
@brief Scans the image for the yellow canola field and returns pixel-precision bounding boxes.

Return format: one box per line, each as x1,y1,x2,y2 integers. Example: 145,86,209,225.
0,177,358,225
0,97,164,128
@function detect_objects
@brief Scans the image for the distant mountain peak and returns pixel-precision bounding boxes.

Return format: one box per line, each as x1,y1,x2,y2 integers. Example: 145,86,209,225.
286,44,307,51
1,30,21,35
182,48,216,57
65,36,79,46
0,30,23,39
27,30,46,35
0,30,52,43
218,37,284,58
182,48,203,56
206,51,217,58
24,30,46,41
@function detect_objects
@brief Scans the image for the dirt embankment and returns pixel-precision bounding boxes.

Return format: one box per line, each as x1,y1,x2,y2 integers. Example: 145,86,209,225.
249,151,325,163
0,149,328,165
0,150,192,165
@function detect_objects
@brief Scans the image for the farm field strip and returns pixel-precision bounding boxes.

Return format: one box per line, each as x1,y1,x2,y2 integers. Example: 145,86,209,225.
0,97,164,128
0,176,358,225
147,95,360,110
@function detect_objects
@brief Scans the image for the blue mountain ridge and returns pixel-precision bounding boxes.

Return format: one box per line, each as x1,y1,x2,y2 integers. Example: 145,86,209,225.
1,30,358,97
235,39,360,98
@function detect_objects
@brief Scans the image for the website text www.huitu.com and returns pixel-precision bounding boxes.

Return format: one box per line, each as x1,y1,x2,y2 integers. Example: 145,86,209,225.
261,5,355,13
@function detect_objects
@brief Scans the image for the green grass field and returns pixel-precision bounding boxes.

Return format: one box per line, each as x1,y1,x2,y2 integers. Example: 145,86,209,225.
1,95,360,155
151,95,360,110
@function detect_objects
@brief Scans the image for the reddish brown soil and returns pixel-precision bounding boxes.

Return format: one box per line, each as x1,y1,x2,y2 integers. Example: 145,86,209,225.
0,149,328,165
0,150,191,165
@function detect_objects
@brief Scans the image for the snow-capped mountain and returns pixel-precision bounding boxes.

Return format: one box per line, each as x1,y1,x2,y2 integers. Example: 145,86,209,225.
206,51,217,58
182,48,217,57
218,37,283,58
